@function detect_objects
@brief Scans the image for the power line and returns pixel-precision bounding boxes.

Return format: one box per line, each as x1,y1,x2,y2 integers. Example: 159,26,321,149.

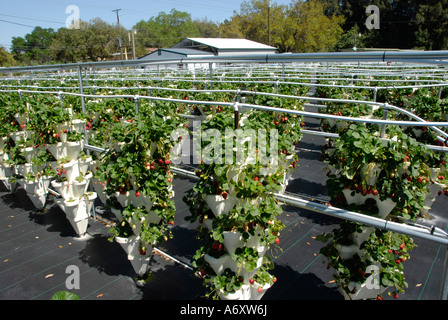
0,18,35,28
0,13,65,25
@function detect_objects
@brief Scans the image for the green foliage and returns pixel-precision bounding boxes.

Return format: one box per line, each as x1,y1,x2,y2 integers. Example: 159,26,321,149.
50,291,80,300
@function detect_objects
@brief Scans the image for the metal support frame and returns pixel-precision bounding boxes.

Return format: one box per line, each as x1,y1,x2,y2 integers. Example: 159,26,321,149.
2,53,448,298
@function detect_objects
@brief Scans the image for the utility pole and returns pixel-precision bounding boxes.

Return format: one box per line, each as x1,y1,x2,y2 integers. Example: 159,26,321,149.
112,9,123,60
132,29,137,60
268,0,271,46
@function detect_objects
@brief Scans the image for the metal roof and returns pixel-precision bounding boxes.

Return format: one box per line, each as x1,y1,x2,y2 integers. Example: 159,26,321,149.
173,38,277,51
138,48,214,60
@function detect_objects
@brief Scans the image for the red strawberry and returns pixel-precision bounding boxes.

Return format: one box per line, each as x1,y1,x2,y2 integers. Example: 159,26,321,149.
400,242,405,250
135,191,141,197
254,176,259,181
372,189,379,196
393,292,398,299
168,220,174,225
258,287,263,293
222,191,228,200
249,278,255,285
275,238,280,245
272,277,277,283
165,159,171,165
417,176,423,183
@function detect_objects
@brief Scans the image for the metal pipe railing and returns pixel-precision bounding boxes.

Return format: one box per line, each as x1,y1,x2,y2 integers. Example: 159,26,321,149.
2,50,448,74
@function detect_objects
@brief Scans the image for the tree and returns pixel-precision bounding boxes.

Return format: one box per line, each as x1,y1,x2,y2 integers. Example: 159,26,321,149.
10,27,55,64
0,47,15,66
414,0,448,50
84,18,120,61
134,9,200,49
50,25,89,63
49,19,121,63
193,18,220,38
218,0,344,53
287,0,345,53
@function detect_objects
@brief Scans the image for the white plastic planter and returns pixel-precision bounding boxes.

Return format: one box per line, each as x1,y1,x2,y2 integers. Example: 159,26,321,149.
14,113,27,125
47,142,66,160
55,197,90,236
0,151,9,163
77,157,92,176
219,285,251,300
60,160,78,182
114,191,153,210
336,243,361,260
204,254,234,276
204,193,237,217
343,280,388,300
71,179,89,199
115,235,152,275
352,226,375,247
1,178,17,192
10,131,26,143
0,164,12,179
51,180,71,200
115,234,141,258
28,190,47,210
422,182,445,214
128,255,151,277
19,176,52,195
342,189,396,218
64,141,84,161
0,137,6,151
223,226,268,256
20,147,36,163
16,163,43,176
222,231,244,255
84,191,97,216
48,141,84,161
71,119,86,133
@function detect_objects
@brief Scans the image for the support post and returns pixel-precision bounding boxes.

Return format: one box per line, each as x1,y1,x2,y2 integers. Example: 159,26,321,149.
234,102,240,130
439,246,448,300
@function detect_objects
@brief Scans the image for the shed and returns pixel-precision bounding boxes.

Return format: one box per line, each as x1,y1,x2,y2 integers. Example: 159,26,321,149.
137,38,277,69
171,38,277,56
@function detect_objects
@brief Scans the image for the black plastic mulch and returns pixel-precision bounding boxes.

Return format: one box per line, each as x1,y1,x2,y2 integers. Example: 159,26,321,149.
0,107,447,302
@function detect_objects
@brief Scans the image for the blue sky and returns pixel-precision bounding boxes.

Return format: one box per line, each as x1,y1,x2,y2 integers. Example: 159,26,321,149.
0,0,292,51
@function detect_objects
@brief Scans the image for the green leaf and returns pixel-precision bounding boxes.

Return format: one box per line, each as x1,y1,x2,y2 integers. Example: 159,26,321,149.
50,291,80,300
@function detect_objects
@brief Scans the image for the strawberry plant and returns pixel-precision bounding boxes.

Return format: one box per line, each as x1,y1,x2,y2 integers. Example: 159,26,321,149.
318,122,446,299
97,101,186,259
184,103,303,299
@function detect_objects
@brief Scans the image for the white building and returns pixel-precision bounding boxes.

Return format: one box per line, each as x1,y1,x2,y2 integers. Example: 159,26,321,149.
138,38,277,70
